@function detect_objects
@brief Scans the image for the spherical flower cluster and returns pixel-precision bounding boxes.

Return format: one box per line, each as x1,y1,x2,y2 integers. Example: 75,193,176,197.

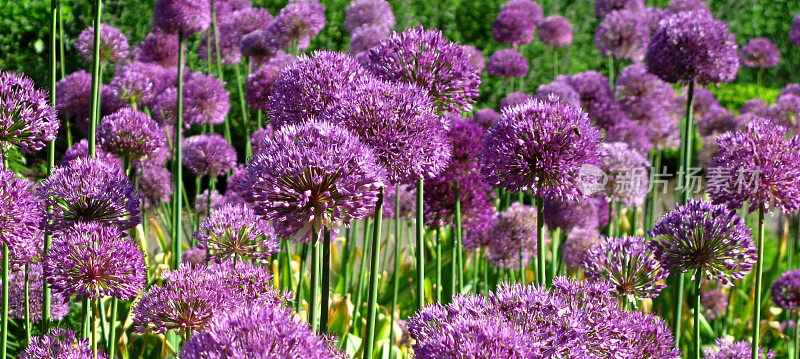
663,0,712,17
600,142,649,206
649,199,756,286
697,105,740,137
486,49,529,78
328,80,451,184
367,26,481,114
500,0,543,25
481,99,603,200
349,25,388,55
582,236,668,300
704,338,775,359
701,288,728,319
0,71,59,153
768,94,800,129
39,157,140,230
492,9,536,46
423,165,494,228
499,91,533,110
740,38,780,68
472,108,499,128
98,108,165,161
75,24,130,63
196,189,224,216
708,117,800,213
772,270,800,311
562,227,602,271
382,184,417,221
267,51,369,127
185,72,230,126
245,63,284,112
135,32,181,67
153,0,212,36
535,80,581,108
781,83,800,98
740,98,769,117
539,16,573,47
646,12,739,85
594,10,648,61
344,0,395,34
486,203,545,269
461,209,497,250
594,0,645,19
606,119,653,154
198,18,244,66
181,303,342,358
244,121,384,241
194,203,279,263
61,139,120,167
613,64,680,148
269,0,326,50
21,328,107,359
110,65,155,108
792,13,800,46
0,170,42,257
3,264,70,323
568,70,612,108
138,164,172,208
183,134,237,178
44,222,146,300
461,45,486,72
543,197,599,232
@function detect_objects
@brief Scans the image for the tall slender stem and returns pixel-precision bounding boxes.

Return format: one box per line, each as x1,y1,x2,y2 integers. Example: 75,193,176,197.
646,150,662,231
435,228,442,302
415,178,425,308
388,185,401,359
673,273,685,347
752,205,766,359
535,196,546,284
680,81,695,204
364,188,385,359
171,32,186,269
553,49,559,80
309,230,321,331
294,243,309,313
342,220,357,295
790,213,799,270
320,228,331,333
607,56,614,86
1,244,8,358
351,218,370,333
24,264,31,341
234,63,251,158
454,181,463,293
92,294,99,359
694,269,702,359
88,0,103,157
108,297,118,357
794,312,799,359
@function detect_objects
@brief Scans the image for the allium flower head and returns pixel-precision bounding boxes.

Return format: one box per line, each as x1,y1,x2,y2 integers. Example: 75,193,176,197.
704,338,774,359
781,84,800,98
543,196,599,232
539,16,573,47
772,270,800,311
582,236,668,300
649,199,756,286
500,91,534,110
327,79,451,184
153,0,212,36
568,70,613,106
707,117,800,213
0,170,42,253
110,65,155,108
0,71,59,152
138,164,172,208
382,184,417,221
21,328,107,359
75,24,130,63
183,134,237,177
461,45,486,72
269,0,326,49
740,38,780,68
487,49,529,78
645,7,664,35
594,10,648,61
492,9,536,46
472,108,499,128
481,99,603,200
487,202,546,268
39,157,140,230
768,94,800,130
792,13,800,46
600,141,649,206
181,303,342,358
367,26,481,114
595,0,645,19
697,105,740,137
606,119,654,154
61,139,120,167
196,190,224,215
614,63,680,148
185,72,230,126
349,25,388,55
462,208,497,250
424,164,493,228
646,12,739,85
246,64,282,112
344,0,395,34
198,18,245,65
664,0,712,17
44,222,146,300
244,120,384,241
500,0,543,25
135,32,182,67
194,203,279,263
2,265,70,322
267,51,369,127
740,98,769,117
98,108,165,161
562,228,602,271
701,288,728,319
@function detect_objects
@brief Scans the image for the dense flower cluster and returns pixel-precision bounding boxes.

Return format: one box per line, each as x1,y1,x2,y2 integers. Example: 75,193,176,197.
344,0,395,34
600,142,649,206
21,328,107,359
2,264,69,322
582,236,668,300
153,0,212,36
487,49,529,78
701,288,728,319
539,16,573,46
486,203,544,269
183,134,238,177
594,10,648,61
75,24,130,63
562,227,602,271
194,203,279,263
0,71,59,152
704,338,774,359
772,270,800,311
740,37,780,68
98,108,165,161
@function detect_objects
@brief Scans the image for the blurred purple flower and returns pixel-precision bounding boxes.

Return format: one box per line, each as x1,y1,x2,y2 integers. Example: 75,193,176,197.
704,338,774,359
701,288,728,319
75,24,130,63
183,133,237,178
153,0,212,36
562,227,602,271
594,9,648,61
492,9,536,46
539,16,573,47
135,32,182,67
741,38,780,68
487,49,529,78
99,108,165,162
595,0,644,19
344,0,395,34
21,328,106,359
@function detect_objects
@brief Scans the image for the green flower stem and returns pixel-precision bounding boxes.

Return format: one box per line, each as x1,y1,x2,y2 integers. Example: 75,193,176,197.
794,312,799,359
351,218,371,334
294,243,309,313
607,56,614,86
535,196,546,284
92,293,100,359
88,0,103,157
673,273,685,348
389,186,401,358
455,181,463,293
234,63,251,158
416,178,426,308
320,228,331,333
694,269,702,359
364,188,385,359
24,264,31,342
108,297,118,358
309,231,321,332
646,150,662,231
606,200,615,237
435,228,442,302
171,32,186,269
550,229,560,283
341,220,357,295
257,110,263,129
790,213,799,270
1,244,8,358
553,49,559,81
752,205,766,359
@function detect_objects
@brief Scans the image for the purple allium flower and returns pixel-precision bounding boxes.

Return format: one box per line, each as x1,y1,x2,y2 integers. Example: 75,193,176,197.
134,261,286,334
492,9,536,46
239,29,281,60
461,45,486,72
235,6,273,35
582,236,668,300
562,227,602,271
781,84,800,98
606,119,654,154
349,25,388,55
21,328,107,359
44,222,146,300
196,189,224,215
182,245,207,265
792,13,800,46
110,65,155,108
568,70,613,106
704,338,774,359
664,0,712,17
183,134,237,178
595,0,645,19
367,26,481,114
740,38,780,68
245,65,282,112
137,164,172,208
198,18,245,65
772,270,800,311
462,209,497,250
539,16,573,47
327,79,451,184
61,139,120,167
344,0,395,34
646,12,739,85
423,164,494,228
55,70,92,124
701,288,728,319
2,265,69,323
269,0,326,50
75,24,130,63
0,170,42,255
472,108,499,128
614,64,680,149
768,94,800,130
584,98,629,130
244,120,384,240
741,98,769,116
499,91,534,110
500,0,543,24
135,32,181,67
645,7,664,35
707,117,800,213
486,49,529,78
250,126,273,155
594,10,648,61
39,157,140,230
543,196,600,232
153,0,212,36
0,71,59,153
697,105,740,137
382,184,417,221
600,142,649,206
481,99,603,200
649,199,755,286
267,51,369,127
98,108,165,162
181,303,342,358
688,87,720,118
194,203,279,263
185,72,230,126
487,202,547,268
